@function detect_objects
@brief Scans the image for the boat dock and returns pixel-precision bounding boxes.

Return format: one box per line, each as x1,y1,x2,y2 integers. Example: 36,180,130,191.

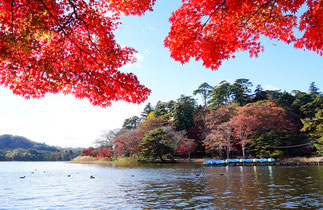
202,158,323,166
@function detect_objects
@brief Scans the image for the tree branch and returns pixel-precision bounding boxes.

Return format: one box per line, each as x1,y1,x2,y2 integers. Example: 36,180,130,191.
35,0,120,83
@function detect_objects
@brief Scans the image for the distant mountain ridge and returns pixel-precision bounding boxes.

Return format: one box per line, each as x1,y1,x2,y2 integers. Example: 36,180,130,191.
0,134,58,152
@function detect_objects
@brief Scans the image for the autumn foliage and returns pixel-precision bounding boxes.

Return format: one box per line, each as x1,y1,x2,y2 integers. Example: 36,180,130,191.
0,0,151,107
81,80,322,160
1,0,322,106
165,0,323,70
81,147,112,159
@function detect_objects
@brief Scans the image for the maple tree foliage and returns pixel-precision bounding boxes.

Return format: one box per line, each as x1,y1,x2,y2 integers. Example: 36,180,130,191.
165,0,323,70
1,0,322,106
0,0,152,107
112,129,144,157
230,101,297,157
204,106,236,157
204,121,234,159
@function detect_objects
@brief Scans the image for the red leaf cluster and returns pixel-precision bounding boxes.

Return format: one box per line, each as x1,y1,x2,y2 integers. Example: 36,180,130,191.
0,0,150,107
165,0,322,70
1,0,321,106
82,147,113,159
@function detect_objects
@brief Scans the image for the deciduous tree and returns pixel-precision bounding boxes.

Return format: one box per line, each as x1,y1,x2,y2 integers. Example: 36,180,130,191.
0,0,152,107
112,129,144,157
165,0,323,70
204,121,233,159
2,0,321,107
231,102,297,157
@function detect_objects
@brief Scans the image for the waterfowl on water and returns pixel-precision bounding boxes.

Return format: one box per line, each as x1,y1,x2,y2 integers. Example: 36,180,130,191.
90,175,95,179
20,176,25,179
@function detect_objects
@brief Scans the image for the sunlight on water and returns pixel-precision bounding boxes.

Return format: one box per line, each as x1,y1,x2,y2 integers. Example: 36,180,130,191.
0,162,322,209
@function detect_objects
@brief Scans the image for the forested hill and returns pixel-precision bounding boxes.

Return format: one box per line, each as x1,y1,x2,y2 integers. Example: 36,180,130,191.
0,134,58,152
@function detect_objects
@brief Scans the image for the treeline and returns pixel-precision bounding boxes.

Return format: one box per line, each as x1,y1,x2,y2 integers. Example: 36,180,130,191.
0,135,81,161
82,79,322,162
0,148,81,161
0,134,58,151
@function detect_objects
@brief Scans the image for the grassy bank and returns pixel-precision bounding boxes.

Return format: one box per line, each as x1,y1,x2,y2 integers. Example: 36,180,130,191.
70,156,140,166
71,156,205,165
282,156,323,162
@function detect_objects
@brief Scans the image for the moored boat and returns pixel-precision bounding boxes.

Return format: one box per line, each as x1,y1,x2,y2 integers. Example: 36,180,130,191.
202,158,276,166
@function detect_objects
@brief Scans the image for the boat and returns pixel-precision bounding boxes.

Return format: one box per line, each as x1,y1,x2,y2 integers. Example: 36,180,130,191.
202,158,276,166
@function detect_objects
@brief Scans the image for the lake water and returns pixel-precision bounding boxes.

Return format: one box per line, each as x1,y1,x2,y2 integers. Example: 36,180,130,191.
0,162,322,209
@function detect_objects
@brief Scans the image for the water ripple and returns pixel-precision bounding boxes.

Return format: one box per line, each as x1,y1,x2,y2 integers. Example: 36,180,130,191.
0,162,323,209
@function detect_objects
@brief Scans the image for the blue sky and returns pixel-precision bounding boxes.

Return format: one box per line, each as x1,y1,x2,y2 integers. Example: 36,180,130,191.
0,0,322,148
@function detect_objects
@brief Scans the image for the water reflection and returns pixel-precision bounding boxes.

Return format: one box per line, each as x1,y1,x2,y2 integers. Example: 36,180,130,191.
0,162,322,209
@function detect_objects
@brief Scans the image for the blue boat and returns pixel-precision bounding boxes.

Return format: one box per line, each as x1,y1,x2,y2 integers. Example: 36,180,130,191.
202,158,276,166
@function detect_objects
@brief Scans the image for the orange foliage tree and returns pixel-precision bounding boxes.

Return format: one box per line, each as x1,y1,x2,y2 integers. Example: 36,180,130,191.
1,0,322,106
204,105,236,157
230,102,297,157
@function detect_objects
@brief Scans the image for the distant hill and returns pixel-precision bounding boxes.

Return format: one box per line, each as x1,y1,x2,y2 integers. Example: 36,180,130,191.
0,134,58,152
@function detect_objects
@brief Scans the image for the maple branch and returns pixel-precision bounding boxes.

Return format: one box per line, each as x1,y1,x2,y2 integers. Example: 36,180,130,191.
215,7,227,42
198,0,226,37
263,0,277,28
241,0,274,28
14,0,30,13
17,49,29,81
243,0,277,41
75,16,103,54
35,0,120,84
66,0,102,54
59,13,75,32
10,0,14,32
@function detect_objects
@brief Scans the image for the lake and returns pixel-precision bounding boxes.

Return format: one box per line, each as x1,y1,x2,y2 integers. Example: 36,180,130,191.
0,161,322,209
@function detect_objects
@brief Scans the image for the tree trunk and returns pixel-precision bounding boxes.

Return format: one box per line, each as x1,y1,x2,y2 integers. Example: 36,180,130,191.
242,141,246,158
159,156,164,162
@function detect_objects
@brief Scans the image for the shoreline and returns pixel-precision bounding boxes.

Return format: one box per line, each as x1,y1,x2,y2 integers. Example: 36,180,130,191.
71,156,323,165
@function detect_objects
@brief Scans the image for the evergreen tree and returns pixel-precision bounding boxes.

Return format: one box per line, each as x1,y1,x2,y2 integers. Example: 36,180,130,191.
193,82,213,108
173,95,196,131
208,80,232,109
301,110,323,155
252,84,268,102
309,82,320,97
231,78,253,106
122,116,141,130
139,129,172,162
141,103,154,119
